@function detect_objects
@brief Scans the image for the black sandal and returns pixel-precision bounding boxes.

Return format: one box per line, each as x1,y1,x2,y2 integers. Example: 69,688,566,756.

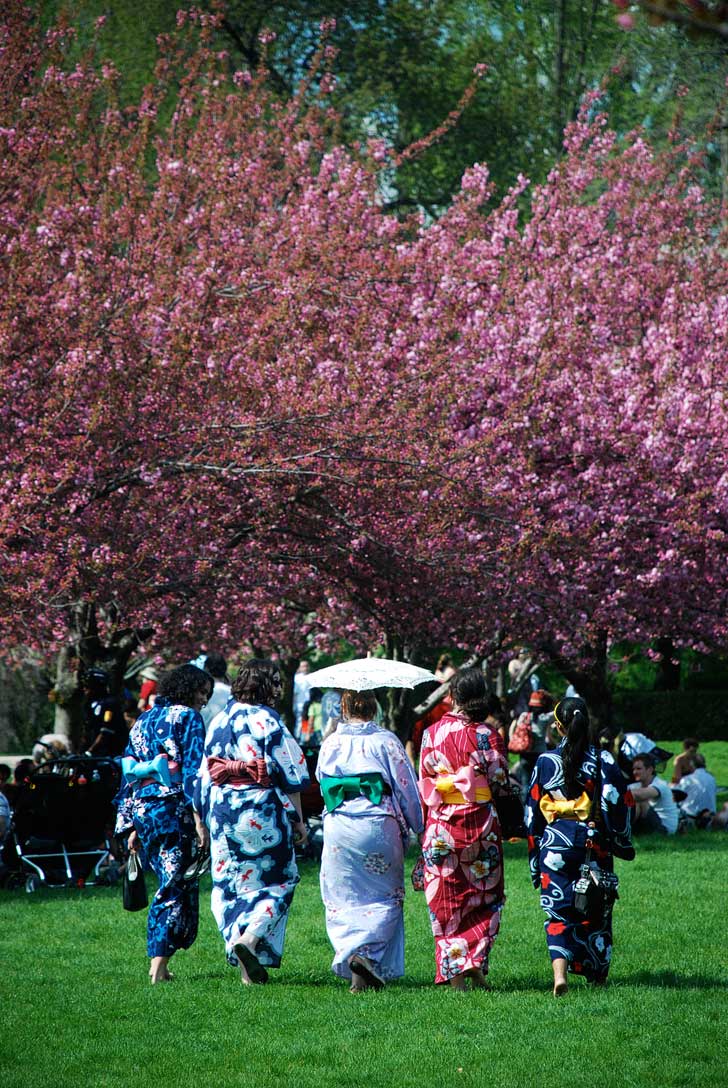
234,942,269,985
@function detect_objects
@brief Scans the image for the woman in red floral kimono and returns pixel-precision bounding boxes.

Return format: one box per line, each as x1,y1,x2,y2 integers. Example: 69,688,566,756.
419,668,509,989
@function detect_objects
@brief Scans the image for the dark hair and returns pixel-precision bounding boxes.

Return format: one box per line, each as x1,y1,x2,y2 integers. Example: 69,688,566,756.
83,668,109,694
14,758,35,784
682,737,699,751
231,658,281,708
436,653,452,671
555,697,592,798
451,667,489,723
632,754,655,770
340,689,378,722
204,652,228,681
0,763,10,782
158,664,213,708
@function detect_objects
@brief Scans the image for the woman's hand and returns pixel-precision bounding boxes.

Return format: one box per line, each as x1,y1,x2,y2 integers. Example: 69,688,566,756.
292,820,308,846
127,829,140,854
194,812,209,850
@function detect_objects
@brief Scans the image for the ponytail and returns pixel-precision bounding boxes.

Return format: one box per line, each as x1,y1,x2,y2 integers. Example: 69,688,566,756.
556,697,592,798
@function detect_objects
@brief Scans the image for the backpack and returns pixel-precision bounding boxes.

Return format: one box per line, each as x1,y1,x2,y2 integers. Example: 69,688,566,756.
508,711,533,754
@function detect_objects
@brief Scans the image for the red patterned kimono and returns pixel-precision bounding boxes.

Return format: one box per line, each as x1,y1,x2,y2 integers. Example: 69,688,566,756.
419,712,509,984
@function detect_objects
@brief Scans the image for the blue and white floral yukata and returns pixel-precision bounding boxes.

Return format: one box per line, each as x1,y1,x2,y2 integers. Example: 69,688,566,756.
525,744,635,982
114,698,205,959
194,700,309,969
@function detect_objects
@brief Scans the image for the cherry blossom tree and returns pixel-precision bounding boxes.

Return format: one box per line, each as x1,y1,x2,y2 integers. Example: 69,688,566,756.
0,5,483,720
410,97,728,719
2,3,727,735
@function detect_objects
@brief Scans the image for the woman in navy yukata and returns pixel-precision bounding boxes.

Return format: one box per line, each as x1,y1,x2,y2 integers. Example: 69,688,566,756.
525,696,634,996
194,658,309,984
115,664,211,984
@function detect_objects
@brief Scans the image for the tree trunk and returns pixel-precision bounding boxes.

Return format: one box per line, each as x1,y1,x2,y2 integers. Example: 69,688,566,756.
53,645,81,741
60,601,154,745
545,630,613,732
553,0,567,154
654,637,681,691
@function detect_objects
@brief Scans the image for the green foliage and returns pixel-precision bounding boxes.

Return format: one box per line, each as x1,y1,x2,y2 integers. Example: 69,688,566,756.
615,690,728,741
2,832,727,1087
37,0,728,211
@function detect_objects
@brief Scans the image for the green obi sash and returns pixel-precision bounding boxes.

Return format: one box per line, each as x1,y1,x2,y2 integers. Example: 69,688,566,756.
321,772,388,813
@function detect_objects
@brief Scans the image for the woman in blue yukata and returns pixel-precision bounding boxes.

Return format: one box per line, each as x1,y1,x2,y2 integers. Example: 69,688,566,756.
115,664,211,985
316,689,424,993
194,658,309,984
525,696,634,996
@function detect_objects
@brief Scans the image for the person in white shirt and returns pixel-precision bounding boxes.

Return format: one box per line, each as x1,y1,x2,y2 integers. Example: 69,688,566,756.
293,660,312,740
202,652,231,728
677,753,717,826
629,756,679,835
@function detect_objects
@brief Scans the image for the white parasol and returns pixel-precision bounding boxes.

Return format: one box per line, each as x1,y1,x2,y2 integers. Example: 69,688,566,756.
306,657,437,692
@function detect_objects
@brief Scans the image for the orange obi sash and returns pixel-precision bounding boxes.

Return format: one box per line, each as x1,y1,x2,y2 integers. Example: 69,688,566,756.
539,791,591,824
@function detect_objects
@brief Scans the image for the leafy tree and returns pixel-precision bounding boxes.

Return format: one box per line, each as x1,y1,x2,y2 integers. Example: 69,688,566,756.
38,1,728,210
4,3,728,736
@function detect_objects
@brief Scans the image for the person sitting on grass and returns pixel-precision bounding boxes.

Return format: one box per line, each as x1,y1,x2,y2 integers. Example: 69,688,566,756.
676,753,717,829
671,737,699,784
628,755,678,835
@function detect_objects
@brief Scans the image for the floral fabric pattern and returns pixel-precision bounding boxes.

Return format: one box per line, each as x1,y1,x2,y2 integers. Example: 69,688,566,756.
419,711,508,984
525,744,635,981
194,699,309,968
316,719,424,981
113,697,206,960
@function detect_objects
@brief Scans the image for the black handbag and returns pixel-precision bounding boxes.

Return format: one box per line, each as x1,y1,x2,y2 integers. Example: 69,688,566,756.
493,781,527,839
573,750,619,923
122,850,148,912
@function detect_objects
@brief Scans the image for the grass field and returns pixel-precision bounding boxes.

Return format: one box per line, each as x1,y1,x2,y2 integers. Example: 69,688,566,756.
1,741,726,1088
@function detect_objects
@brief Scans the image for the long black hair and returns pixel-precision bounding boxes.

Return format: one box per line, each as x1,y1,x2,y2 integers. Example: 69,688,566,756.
554,696,592,798
451,666,489,724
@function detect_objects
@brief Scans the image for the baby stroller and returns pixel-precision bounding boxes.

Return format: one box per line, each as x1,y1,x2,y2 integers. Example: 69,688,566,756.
11,755,121,892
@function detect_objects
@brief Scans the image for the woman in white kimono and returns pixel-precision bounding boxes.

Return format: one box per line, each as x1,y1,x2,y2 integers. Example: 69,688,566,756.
316,689,424,992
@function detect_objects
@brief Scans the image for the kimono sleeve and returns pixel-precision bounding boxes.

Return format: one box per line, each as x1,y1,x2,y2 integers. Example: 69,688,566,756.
382,734,424,834
265,712,310,792
525,759,547,889
176,708,206,807
600,752,635,861
113,735,135,834
193,755,211,823
473,724,509,788
417,726,437,809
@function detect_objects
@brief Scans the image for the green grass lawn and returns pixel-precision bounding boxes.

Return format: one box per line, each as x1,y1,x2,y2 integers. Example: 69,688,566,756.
2,746,727,1088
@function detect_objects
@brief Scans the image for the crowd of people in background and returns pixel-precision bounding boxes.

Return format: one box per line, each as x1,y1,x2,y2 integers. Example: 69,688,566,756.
1,645,725,997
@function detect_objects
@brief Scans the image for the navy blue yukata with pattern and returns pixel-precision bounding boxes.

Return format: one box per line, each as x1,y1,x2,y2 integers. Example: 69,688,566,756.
525,744,634,982
114,699,205,959
194,700,309,969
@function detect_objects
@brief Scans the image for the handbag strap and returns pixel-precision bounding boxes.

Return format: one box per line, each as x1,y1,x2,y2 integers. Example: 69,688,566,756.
584,747,602,856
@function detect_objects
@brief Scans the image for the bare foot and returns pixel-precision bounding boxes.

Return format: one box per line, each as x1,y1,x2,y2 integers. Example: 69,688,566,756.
465,968,491,990
150,956,173,984
552,957,568,997
449,975,468,991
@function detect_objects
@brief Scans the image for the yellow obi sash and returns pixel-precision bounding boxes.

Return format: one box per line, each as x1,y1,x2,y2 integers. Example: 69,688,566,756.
539,791,591,824
435,775,492,806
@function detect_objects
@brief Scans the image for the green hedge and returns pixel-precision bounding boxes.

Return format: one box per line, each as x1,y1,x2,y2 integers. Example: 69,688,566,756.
613,690,728,742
